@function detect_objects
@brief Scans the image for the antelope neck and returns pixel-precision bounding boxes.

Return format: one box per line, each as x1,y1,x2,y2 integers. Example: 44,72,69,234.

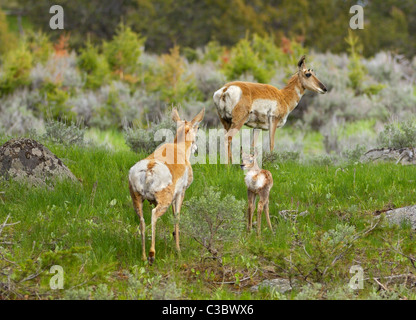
281,73,305,112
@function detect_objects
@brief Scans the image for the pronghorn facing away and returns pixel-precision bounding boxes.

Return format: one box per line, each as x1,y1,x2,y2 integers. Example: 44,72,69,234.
214,55,327,162
240,149,273,235
128,107,205,264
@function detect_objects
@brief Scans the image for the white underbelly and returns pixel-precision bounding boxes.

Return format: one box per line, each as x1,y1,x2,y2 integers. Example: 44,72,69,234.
245,99,277,130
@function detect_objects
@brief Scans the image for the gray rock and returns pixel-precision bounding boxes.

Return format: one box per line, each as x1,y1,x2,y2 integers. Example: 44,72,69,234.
0,138,78,187
250,278,297,294
279,210,309,222
360,148,416,165
385,205,416,230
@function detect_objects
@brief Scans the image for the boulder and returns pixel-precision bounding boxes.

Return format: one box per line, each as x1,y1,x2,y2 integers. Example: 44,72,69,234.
0,138,78,187
360,148,415,165
385,205,416,230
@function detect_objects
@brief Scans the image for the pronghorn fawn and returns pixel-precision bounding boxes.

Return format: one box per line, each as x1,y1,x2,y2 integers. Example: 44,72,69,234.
128,107,205,264
214,55,327,163
240,149,273,235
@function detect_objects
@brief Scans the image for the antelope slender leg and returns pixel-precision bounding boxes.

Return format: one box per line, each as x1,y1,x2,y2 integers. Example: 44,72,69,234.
256,200,265,236
226,120,249,164
251,129,260,152
264,199,273,233
149,203,169,264
173,192,185,252
129,186,147,261
247,191,256,231
225,103,250,164
268,116,278,152
218,111,232,164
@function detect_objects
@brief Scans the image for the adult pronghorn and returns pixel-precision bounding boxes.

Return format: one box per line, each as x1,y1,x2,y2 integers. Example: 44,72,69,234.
213,55,327,162
128,107,205,264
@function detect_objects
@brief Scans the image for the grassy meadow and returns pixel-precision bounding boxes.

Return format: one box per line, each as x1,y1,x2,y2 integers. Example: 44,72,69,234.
1,131,415,300
1,2,416,300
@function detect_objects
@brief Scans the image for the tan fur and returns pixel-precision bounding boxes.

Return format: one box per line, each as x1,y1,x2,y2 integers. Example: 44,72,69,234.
241,151,274,235
214,55,327,163
129,108,205,264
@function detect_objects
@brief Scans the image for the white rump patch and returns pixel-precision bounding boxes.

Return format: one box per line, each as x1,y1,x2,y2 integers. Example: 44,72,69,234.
213,85,242,120
244,171,266,191
129,160,172,200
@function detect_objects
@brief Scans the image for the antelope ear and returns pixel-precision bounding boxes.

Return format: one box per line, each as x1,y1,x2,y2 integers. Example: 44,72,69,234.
191,107,205,127
298,55,306,69
172,108,181,122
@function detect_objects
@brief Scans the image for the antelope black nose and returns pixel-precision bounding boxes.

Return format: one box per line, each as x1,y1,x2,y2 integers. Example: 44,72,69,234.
323,86,328,92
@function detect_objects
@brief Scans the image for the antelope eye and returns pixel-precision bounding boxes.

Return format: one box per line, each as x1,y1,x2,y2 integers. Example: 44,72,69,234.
305,73,312,78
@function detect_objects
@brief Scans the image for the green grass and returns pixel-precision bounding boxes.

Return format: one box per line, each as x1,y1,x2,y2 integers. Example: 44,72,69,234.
0,137,415,300
85,128,129,152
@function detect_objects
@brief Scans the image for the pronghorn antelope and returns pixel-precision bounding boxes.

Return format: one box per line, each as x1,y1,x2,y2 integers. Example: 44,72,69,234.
214,55,327,162
240,149,273,235
128,107,205,264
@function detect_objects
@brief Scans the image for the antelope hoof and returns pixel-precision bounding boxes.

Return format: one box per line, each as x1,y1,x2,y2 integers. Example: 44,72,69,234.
172,230,181,237
148,252,155,265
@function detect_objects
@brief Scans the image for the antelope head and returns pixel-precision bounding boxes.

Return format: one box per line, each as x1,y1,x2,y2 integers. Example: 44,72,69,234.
297,55,327,94
172,107,205,154
240,149,259,171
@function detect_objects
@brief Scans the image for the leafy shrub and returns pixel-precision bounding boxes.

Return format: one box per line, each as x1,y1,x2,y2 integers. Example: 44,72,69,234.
377,120,416,149
263,151,301,164
67,90,100,125
78,42,110,89
103,24,145,77
37,82,74,120
149,46,202,104
0,9,15,55
182,47,199,63
345,31,366,93
294,283,323,300
342,144,367,163
363,51,403,84
25,31,53,65
124,115,177,154
0,44,33,96
151,281,182,300
224,37,271,83
63,287,92,300
0,89,43,135
277,223,359,283
181,186,245,259
251,34,281,66
63,284,114,300
306,154,339,166
42,119,86,146
68,82,152,129
93,284,115,300
88,81,148,129
189,61,225,101
201,40,226,63
375,84,416,119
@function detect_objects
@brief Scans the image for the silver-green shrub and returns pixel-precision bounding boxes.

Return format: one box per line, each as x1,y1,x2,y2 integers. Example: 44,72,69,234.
124,116,177,154
181,187,245,258
377,120,416,149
